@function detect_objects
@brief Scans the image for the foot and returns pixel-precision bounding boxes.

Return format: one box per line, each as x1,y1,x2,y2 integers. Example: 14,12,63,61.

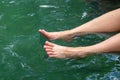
39,29,74,42
44,41,87,59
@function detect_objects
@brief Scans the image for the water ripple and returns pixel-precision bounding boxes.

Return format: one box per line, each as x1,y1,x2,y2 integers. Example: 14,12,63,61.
4,44,19,57
0,14,3,19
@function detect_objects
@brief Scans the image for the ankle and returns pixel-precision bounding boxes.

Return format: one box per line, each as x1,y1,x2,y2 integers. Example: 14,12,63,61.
67,29,77,37
61,30,76,38
80,47,95,56
70,29,87,37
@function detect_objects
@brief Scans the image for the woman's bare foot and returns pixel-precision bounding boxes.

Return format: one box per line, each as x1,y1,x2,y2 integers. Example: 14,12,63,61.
39,29,75,42
44,41,88,59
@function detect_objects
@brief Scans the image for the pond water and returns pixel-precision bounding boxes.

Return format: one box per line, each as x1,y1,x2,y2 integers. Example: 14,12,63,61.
0,0,120,80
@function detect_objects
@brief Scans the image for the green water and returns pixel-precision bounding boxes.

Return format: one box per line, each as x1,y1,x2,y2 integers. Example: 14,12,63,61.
0,0,120,80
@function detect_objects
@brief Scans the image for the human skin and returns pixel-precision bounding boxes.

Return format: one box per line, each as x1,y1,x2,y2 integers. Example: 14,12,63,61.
39,8,120,59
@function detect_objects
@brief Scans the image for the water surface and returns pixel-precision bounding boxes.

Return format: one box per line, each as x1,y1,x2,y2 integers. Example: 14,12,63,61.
0,0,120,80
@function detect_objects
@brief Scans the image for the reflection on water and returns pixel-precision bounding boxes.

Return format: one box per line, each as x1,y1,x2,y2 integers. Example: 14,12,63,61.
0,0,120,80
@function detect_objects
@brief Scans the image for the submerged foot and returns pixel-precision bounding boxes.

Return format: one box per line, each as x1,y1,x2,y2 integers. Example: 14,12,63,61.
44,41,87,59
39,29,74,42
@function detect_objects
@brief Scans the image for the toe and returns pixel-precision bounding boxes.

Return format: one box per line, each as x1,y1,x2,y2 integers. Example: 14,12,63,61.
44,45,53,49
45,49,53,52
49,54,56,58
39,29,50,38
39,29,44,33
46,52,53,55
45,41,54,47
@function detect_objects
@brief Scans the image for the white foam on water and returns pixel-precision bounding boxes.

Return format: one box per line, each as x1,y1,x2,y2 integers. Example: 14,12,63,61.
4,44,19,57
9,1,15,4
81,11,87,19
39,5,59,8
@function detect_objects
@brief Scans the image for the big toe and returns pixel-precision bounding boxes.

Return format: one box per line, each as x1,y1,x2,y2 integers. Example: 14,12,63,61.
45,41,55,47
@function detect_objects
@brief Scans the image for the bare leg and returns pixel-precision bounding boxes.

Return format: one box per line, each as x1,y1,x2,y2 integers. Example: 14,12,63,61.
86,33,120,53
44,33,120,59
71,8,120,34
39,8,120,41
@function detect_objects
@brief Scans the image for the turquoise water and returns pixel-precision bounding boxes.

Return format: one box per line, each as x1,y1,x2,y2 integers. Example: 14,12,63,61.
0,0,120,80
